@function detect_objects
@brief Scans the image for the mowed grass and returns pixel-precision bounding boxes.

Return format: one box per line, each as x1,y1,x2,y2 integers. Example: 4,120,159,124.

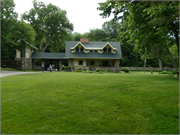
1,72,179,134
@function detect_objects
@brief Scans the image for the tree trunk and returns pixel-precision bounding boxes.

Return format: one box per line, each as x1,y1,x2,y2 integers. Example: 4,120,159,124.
172,23,179,57
156,47,163,70
166,47,177,70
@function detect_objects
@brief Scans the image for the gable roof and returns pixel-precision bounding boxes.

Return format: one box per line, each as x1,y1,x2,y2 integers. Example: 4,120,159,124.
31,52,66,59
17,38,38,49
65,41,122,59
70,42,117,50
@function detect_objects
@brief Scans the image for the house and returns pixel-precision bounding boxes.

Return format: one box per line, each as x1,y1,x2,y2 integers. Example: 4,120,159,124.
65,38,122,71
17,38,123,70
15,39,38,70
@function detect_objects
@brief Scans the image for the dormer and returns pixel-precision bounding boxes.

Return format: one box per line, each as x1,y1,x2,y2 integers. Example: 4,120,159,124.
102,43,117,54
71,42,85,53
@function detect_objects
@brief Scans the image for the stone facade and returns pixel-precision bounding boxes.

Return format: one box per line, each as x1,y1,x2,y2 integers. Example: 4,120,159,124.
59,59,63,71
68,58,74,68
21,58,32,70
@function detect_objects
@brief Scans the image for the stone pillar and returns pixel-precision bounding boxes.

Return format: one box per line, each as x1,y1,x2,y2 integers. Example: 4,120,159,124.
115,59,120,68
68,58,74,68
59,59,63,71
21,58,32,70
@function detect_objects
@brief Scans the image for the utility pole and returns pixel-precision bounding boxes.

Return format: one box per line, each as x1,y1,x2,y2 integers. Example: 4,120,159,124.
144,48,147,68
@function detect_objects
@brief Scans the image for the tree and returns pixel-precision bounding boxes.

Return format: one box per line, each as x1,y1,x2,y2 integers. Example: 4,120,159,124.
22,0,73,52
1,0,18,59
72,32,83,41
97,0,179,69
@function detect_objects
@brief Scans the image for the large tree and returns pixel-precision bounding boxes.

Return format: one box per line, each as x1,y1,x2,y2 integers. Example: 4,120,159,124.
97,0,179,69
22,0,73,52
1,0,36,59
1,0,17,59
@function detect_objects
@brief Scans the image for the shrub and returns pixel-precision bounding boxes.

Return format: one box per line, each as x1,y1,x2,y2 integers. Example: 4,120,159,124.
68,66,71,69
96,69,100,72
3,65,6,68
16,68,21,70
76,69,79,72
61,66,65,71
171,71,179,74
83,69,86,71
88,71,92,73
114,71,119,73
107,70,111,72
122,68,129,73
100,70,105,72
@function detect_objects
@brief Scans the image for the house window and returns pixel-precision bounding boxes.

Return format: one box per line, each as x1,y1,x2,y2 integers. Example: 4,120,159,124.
79,60,83,65
103,47,107,53
94,50,97,52
90,61,94,65
80,47,84,52
76,47,79,52
90,50,93,52
108,47,111,53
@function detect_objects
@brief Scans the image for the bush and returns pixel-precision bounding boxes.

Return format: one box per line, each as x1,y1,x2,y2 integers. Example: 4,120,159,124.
100,70,105,72
171,71,179,74
76,69,79,72
88,71,92,73
61,66,65,71
122,68,129,73
107,70,111,72
96,69,100,72
3,65,6,68
16,68,21,70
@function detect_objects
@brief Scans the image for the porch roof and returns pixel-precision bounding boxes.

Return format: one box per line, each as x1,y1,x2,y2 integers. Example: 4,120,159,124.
31,52,66,59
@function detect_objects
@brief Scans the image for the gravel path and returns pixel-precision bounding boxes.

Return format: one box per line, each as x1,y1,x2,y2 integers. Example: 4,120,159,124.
0,71,42,78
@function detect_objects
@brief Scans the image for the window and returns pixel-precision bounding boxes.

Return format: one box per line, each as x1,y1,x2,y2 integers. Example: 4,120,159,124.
108,47,111,53
80,47,84,52
103,47,107,53
90,50,93,52
90,61,94,65
79,60,83,65
94,50,97,52
76,47,79,52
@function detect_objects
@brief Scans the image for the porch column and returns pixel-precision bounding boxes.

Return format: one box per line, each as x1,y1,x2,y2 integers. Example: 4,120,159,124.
115,59,120,68
59,59,63,71
68,58,74,68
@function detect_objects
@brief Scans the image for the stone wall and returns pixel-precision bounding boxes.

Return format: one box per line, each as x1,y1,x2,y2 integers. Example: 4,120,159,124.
1,60,22,69
120,67,179,71
68,58,74,68
21,58,32,70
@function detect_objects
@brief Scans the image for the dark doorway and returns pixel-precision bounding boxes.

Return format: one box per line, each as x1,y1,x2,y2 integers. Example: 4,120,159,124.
102,61,109,67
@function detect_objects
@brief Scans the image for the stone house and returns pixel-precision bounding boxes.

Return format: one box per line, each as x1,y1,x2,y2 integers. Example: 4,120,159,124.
16,38,123,71
15,39,38,70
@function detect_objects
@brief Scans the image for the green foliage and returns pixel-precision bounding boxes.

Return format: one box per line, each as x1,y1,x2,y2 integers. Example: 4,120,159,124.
22,0,74,52
2,65,6,68
122,68,129,73
75,69,79,72
107,70,111,72
61,66,65,71
96,69,100,72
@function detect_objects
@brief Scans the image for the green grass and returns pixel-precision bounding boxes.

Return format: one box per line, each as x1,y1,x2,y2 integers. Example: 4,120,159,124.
1,72,179,134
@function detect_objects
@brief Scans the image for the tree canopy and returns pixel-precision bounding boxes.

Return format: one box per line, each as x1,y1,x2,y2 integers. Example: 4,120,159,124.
22,0,74,52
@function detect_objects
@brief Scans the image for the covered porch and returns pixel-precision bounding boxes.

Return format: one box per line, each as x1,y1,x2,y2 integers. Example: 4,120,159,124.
72,58,120,71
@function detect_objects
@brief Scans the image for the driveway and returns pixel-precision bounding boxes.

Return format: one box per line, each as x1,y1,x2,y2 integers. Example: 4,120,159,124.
0,71,42,78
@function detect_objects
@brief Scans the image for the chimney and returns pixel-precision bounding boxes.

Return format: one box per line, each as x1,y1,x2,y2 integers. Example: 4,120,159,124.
80,38,89,43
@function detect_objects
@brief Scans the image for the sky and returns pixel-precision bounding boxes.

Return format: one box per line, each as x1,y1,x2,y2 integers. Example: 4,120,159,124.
14,0,114,34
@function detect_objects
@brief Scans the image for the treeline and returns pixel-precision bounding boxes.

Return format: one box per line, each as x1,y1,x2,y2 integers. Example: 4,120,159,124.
1,0,179,69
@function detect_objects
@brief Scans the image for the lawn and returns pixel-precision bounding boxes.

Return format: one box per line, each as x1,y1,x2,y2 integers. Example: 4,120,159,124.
1,72,179,134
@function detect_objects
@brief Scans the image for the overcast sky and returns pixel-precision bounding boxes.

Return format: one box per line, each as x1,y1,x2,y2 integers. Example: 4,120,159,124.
14,0,114,34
